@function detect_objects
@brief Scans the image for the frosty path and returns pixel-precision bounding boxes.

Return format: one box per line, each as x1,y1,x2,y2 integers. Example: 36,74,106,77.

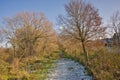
46,58,92,80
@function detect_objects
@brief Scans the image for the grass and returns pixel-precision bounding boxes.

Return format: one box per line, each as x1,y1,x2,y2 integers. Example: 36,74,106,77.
0,51,59,80
88,48,120,80
63,47,120,80
28,58,55,80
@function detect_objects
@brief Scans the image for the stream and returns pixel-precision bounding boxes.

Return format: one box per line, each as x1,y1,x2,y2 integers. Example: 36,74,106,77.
46,58,92,80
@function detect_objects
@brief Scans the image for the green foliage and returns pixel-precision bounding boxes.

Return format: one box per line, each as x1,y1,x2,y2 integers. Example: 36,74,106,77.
27,58,55,80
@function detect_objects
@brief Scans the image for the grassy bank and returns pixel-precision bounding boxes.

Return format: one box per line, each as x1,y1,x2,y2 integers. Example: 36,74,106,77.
0,48,59,80
63,48,120,80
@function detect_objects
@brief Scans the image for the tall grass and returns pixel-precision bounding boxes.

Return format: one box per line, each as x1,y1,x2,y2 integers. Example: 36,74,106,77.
0,48,59,80
63,47,120,80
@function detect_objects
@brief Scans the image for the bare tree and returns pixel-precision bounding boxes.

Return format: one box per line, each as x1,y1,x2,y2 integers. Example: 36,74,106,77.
110,11,120,46
58,0,106,63
2,12,56,62
0,30,3,47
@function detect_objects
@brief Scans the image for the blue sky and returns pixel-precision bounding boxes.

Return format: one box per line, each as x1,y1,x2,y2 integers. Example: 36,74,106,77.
0,0,120,27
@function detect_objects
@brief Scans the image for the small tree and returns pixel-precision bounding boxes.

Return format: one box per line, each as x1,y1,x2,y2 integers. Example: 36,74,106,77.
110,11,120,47
58,0,106,63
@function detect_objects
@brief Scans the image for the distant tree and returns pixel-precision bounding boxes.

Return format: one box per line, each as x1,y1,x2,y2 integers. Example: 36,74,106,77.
110,11,120,46
58,0,106,63
0,30,3,46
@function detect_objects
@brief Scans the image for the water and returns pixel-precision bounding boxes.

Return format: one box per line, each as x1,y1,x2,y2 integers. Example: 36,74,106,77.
46,58,92,80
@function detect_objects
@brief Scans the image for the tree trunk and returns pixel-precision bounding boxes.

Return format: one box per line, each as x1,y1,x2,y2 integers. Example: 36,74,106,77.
13,45,16,57
81,41,88,64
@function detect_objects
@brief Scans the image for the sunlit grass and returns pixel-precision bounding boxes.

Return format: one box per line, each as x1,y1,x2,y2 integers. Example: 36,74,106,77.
63,47,120,80
29,59,55,80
